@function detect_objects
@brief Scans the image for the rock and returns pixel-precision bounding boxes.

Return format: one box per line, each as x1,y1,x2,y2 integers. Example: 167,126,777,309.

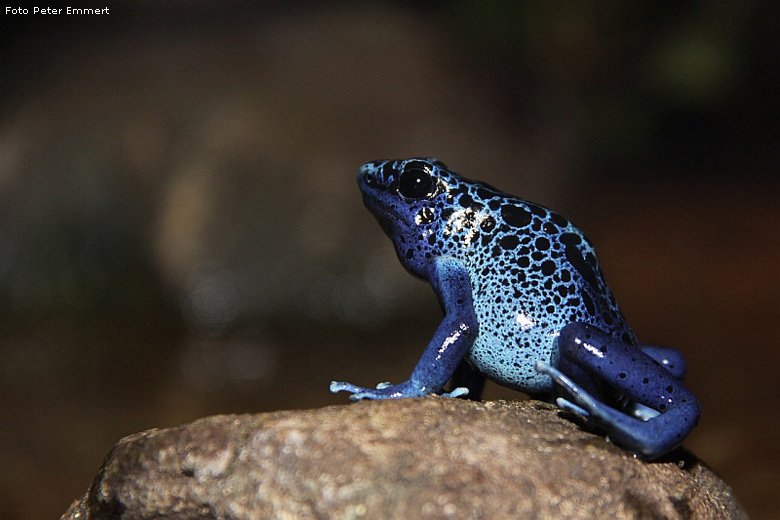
61,398,744,520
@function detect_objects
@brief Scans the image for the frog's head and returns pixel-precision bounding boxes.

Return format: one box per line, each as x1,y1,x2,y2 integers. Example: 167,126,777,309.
358,158,482,279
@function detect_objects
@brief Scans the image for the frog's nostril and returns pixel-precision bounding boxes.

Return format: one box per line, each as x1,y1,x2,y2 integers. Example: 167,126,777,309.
358,160,387,187
357,163,372,184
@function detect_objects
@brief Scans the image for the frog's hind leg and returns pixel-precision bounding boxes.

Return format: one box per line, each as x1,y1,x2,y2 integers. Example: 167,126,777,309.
641,346,687,380
626,346,688,420
536,323,700,459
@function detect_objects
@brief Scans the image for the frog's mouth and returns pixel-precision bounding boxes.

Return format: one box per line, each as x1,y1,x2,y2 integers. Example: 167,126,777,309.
363,195,398,237
362,193,414,240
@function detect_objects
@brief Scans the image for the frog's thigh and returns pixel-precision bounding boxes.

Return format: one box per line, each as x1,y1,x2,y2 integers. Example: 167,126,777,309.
556,323,700,458
558,323,685,406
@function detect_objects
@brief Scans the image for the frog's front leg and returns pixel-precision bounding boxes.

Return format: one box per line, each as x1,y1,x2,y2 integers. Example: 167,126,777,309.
537,323,700,459
330,256,478,400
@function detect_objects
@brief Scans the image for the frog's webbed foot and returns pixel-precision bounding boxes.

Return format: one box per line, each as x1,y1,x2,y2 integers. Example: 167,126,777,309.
535,359,667,456
329,381,388,401
329,380,434,400
538,323,701,459
536,360,654,424
329,380,469,400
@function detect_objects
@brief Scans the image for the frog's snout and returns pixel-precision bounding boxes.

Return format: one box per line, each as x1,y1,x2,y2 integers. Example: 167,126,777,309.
358,160,385,190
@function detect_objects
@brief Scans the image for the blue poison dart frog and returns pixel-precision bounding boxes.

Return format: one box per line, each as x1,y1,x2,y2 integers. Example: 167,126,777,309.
330,158,700,459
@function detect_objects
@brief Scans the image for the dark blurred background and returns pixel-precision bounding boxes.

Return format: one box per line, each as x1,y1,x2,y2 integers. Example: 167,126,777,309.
1,1,778,518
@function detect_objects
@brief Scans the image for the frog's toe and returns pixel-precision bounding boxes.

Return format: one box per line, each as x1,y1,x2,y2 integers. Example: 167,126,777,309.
347,382,393,401
441,386,470,398
535,361,572,389
329,381,363,394
536,361,601,417
627,402,661,421
555,397,590,418
534,360,556,377
330,381,377,401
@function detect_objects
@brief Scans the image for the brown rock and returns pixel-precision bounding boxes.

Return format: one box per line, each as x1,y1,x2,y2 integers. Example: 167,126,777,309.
61,398,744,519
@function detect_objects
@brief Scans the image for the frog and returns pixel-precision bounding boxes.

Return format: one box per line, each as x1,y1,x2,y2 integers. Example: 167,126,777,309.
330,158,700,459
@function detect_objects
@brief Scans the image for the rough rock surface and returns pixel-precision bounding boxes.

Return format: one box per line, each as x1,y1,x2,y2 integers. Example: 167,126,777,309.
62,398,744,519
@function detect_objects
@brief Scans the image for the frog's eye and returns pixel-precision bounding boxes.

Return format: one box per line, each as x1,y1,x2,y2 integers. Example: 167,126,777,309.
398,164,435,199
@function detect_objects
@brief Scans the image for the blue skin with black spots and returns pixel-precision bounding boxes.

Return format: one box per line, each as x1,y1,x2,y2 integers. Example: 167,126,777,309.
331,158,700,459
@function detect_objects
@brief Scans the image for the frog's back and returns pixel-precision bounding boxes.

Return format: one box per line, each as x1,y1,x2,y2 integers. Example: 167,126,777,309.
432,177,636,393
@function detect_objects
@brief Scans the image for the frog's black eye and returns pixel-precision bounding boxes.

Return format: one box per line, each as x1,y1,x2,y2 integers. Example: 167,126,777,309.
398,164,435,199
